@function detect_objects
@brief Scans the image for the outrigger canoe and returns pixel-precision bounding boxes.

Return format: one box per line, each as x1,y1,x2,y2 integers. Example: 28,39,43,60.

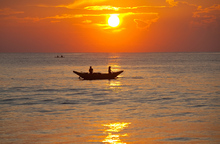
73,70,123,80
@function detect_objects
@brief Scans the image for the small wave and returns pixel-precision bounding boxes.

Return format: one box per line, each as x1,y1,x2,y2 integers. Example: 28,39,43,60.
162,97,174,100
148,98,161,102
65,92,88,96
0,97,30,104
171,112,193,117
95,101,113,105
151,113,169,118
152,111,193,118
36,88,87,92
1,98,15,102
192,104,207,108
37,88,60,92
90,98,120,106
132,76,144,79
38,110,54,113
190,120,205,123
42,99,54,102
163,137,197,142
4,87,32,92
22,102,40,105
69,88,87,91
61,100,80,105
123,76,144,79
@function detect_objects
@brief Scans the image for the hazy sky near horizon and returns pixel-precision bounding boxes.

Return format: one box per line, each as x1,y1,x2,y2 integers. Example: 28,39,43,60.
0,0,219,52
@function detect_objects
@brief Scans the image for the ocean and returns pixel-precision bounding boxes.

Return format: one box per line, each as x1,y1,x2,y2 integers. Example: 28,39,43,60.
0,53,219,143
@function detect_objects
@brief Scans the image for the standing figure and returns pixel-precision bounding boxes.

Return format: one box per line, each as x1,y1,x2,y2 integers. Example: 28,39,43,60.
89,66,93,74
108,66,112,74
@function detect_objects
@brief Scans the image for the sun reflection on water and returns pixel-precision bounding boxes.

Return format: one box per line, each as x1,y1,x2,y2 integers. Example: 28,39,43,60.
102,122,131,144
109,80,121,87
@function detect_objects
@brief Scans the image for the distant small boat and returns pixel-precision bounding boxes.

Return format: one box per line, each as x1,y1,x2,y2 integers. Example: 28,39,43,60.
55,55,64,58
73,70,123,80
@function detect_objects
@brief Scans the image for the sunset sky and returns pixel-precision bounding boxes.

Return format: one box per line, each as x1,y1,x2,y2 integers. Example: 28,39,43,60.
0,0,219,52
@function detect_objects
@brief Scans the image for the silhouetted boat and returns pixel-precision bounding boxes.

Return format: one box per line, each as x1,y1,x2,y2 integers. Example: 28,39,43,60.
55,55,64,58
73,70,123,80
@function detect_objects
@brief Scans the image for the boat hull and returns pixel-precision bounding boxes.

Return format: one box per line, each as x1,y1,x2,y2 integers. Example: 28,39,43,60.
73,70,123,80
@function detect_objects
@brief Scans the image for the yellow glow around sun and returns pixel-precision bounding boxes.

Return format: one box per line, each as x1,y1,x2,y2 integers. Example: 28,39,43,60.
108,14,120,27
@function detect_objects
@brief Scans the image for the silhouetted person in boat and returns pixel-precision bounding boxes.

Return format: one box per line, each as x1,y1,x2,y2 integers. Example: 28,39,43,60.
89,66,93,74
108,66,112,74
61,55,63,58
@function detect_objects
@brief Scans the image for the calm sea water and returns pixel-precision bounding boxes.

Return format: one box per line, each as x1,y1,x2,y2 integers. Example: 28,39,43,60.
0,53,220,144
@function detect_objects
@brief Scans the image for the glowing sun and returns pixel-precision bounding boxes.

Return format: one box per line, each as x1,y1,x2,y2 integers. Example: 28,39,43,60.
108,14,120,27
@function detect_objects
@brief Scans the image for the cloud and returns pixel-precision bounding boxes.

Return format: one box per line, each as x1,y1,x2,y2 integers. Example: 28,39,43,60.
56,0,107,9
84,5,167,11
81,5,163,30
166,0,178,7
48,14,77,19
192,4,220,27
0,13,81,23
134,17,159,29
5,16,42,23
84,5,120,11
0,8,24,16
134,19,148,28
82,19,92,23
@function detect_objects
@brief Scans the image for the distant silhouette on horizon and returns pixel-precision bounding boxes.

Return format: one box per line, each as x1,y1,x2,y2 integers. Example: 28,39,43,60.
55,55,64,58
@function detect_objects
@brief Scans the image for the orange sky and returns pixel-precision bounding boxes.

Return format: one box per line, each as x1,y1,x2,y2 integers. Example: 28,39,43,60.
0,0,219,52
